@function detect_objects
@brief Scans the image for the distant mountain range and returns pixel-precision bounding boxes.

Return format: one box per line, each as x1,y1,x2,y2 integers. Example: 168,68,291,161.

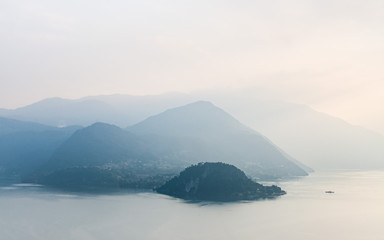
128,101,308,178
205,96,384,170
0,117,56,136
0,117,80,177
1,92,383,171
23,101,307,189
0,93,195,127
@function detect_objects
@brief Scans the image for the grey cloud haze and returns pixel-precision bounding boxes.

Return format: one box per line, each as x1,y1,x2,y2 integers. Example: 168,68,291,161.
1,0,383,133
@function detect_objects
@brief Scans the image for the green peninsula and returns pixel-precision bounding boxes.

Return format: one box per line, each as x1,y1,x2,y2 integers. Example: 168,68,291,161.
156,162,286,202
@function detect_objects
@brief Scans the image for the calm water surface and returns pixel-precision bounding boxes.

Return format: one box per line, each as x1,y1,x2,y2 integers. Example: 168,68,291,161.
0,170,383,240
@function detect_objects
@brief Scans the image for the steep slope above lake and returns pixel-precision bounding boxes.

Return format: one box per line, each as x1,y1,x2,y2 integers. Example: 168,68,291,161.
27,101,308,189
128,101,308,179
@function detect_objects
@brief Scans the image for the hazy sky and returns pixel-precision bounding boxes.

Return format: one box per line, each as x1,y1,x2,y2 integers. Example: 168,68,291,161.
1,0,383,133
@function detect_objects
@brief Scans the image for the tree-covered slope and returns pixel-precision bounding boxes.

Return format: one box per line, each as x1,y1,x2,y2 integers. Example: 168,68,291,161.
27,123,179,189
156,162,286,201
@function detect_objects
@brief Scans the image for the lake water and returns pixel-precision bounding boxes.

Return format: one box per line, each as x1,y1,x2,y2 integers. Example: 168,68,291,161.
0,170,383,240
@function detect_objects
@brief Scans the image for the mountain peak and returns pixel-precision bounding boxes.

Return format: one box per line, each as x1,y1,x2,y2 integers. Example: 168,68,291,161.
183,100,214,107
87,122,119,130
74,122,126,140
168,100,218,111
128,101,251,137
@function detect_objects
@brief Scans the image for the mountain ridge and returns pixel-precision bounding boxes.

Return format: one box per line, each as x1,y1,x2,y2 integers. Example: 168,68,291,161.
27,101,308,189
128,101,308,179
2,92,383,170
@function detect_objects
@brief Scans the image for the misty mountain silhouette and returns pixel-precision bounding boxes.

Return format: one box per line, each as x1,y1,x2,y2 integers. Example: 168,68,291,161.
0,117,56,136
128,101,252,137
215,98,384,170
2,92,382,171
0,93,195,127
26,122,178,189
44,123,145,169
128,101,308,179
27,101,308,189
0,117,80,177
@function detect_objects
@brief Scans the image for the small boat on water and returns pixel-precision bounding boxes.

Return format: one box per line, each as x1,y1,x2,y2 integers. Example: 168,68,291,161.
325,191,335,194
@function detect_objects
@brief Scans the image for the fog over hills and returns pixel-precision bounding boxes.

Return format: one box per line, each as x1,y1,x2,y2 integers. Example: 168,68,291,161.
44,123,146,170
28,122,183,189
0,117,57,136
27,102,307,189
128,101,308,179
0,118,80,177
199,94,384,170
0,93,195,127
1,92,383,171
128,101,252,137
